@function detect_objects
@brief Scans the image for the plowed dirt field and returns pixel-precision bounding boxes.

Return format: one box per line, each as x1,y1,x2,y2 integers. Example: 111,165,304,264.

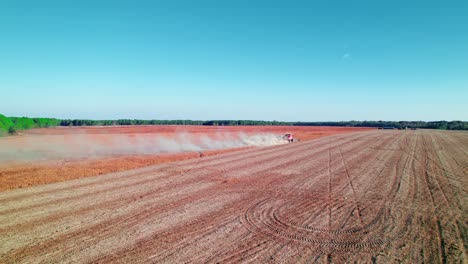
1,130,466,263
0,125,371,191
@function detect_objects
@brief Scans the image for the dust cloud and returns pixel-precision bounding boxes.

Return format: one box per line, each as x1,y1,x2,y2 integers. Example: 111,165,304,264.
0,133,287,162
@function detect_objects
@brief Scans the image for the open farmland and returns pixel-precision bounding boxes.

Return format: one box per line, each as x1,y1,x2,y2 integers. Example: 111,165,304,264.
0,125,371,191
0,130,466,263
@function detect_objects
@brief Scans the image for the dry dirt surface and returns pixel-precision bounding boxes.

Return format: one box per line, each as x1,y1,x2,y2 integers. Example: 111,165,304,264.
22,125,370,139
0,126,371,191
0,130,466,263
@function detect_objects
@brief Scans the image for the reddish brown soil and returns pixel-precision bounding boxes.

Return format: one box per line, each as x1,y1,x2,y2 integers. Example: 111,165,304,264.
0,130,466,263
0,149,246,192
24,125,371,140
0,126,371,191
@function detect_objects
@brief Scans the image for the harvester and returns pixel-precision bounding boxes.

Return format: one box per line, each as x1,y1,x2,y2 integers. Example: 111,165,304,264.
283,133,299,143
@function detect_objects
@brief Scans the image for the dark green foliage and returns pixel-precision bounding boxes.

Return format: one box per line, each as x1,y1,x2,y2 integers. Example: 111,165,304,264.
0,115,60,135
446,121,468,130
59,119,206,126
10,117,60,130
1,113,467,134
202,120,291,126
297,120,468,130
0,114,14,134
38,119,468,130
10,117,38,130
8,126,17,134
33,118,60,128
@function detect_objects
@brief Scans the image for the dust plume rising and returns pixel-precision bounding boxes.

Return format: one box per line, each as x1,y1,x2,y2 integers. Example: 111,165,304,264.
0,132,287,162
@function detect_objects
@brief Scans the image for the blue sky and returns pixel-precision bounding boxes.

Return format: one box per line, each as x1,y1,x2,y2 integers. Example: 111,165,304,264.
1,0,467,121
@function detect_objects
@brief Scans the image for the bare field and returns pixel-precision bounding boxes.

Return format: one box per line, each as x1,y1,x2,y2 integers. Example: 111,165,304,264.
0,130,467,263
0,126,371,191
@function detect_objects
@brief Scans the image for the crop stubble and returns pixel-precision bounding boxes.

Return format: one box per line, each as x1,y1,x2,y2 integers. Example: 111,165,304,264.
0,130,466,263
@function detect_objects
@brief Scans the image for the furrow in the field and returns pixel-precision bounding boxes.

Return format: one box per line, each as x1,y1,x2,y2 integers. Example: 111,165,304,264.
423,133,467,262
0,166,212,226
0,130,368,208
92,190,255,262
212,234,274,264
120,202,250,263
345,132,407,196
0,163,175,202
430,132,467,211
239,132,405,253
1,141,320,226
0,134,348,213
12,192,241,263
1,130,466,263
0,165,224,230
0,141,285,203
0,181,215,255
252,131,390,196
416,132,454,263
433,133,468,189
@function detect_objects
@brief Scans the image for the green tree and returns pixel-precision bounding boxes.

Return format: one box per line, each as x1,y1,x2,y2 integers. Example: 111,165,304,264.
8,126,17,134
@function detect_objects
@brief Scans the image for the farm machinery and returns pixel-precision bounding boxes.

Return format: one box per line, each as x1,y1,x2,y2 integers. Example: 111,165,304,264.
283,133,299,143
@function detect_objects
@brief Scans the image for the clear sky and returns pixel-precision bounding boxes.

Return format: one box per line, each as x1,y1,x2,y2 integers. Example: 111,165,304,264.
1,0,467,121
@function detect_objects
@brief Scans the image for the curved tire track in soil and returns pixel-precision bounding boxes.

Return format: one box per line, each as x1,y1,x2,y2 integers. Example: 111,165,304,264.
0,130,466,263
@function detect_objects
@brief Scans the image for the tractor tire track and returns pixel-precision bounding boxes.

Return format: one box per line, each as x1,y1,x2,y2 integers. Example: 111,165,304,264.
1,130,466,263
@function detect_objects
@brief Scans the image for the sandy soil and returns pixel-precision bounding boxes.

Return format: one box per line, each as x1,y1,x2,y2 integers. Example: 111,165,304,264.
0,126,371,191
0,130,466,263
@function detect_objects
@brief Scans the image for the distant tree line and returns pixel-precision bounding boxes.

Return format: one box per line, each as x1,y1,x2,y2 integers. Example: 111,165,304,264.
1,114,467,136
58,119,207,126
292,120,468,130
0,114,60,135
57,119,293,126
